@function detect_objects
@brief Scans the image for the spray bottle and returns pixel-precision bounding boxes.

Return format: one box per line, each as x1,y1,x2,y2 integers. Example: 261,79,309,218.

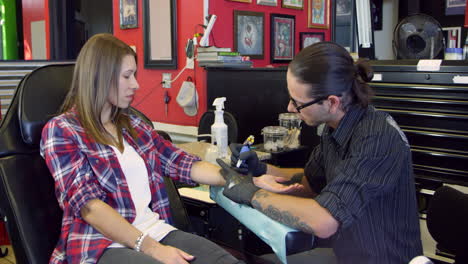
211,97,228,159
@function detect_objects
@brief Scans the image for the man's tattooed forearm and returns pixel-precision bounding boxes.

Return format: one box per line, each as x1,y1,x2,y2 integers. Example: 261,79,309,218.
254,189,270,199
251,199,314,234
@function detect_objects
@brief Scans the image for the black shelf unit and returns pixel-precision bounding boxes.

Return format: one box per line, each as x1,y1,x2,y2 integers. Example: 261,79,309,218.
369,60,468,188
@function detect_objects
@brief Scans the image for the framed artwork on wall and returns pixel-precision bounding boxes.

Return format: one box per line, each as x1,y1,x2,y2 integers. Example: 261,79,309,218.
120,0,138,29
371,0,383,31
446,0,466,15
143,0,177,69
442,27,462,48
282,0,304,9
334,0,357,52
234,11,265,59
300,32,324,50
270,14,295,63
308,0,330,29
227,0,252,3
336,0,352,27
257,0,278,6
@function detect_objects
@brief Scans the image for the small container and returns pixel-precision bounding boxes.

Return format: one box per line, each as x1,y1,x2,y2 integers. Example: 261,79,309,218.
279,113,302,149
262,126,288,152
445,48,463,60
279,113,301,129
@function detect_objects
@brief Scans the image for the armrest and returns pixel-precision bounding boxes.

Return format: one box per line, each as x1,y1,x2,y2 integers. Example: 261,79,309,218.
210,186,315,264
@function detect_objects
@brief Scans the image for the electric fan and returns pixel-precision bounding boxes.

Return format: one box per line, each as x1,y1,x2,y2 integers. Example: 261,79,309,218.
393,14,444,59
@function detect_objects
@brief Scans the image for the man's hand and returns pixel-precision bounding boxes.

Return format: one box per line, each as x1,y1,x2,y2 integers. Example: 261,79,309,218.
229,143,267,176
217,159,260,206
253,174,305,194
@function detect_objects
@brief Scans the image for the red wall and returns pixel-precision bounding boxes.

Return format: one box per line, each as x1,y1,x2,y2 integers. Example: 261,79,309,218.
210,0,331,67
22,0,49,60
22,0,331,126
113,0,206,126
114,0,331,126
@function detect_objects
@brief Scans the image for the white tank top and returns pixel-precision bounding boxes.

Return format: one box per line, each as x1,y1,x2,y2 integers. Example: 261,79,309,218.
108,139,176,248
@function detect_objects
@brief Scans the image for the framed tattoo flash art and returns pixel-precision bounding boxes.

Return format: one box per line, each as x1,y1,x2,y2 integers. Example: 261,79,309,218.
257,0,278,6
228,0,252,3
270,14,295,63
120,0,138,29
446,0,466,15
282,0,304,9
308,0,330,29
300,32,324,50
234,10,265,59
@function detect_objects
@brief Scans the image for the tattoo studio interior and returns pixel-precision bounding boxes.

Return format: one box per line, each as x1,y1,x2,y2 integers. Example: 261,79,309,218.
1,0,468,263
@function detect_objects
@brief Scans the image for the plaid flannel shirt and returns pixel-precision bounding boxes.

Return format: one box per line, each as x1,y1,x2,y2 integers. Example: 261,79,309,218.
40,110,200,264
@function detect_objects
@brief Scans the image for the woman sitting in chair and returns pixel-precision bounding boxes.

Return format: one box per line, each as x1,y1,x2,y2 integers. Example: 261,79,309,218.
40,33,243,264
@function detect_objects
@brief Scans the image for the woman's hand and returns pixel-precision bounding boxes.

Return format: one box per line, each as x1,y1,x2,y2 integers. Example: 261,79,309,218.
143,238,194,264
253,174,305,194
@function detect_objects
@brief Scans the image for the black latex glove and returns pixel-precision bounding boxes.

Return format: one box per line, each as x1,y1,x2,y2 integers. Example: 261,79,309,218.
217,159,260,206
229,143,267,177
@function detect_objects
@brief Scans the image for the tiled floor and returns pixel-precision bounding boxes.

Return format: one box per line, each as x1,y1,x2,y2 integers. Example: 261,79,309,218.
0,246,15,264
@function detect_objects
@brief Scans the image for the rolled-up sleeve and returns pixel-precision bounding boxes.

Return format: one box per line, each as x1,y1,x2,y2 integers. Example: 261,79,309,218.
314,133,405,229
40,119,106,218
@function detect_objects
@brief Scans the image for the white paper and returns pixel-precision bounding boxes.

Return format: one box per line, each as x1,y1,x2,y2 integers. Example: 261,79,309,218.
372,73,382,81
178,186,215,204
452,75,468,84
417,60,442,72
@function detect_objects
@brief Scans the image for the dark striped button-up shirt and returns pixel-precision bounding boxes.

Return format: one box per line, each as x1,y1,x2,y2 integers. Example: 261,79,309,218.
306,105,422,264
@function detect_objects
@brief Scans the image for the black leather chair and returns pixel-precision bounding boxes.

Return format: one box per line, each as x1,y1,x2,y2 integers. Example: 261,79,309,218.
426,186,468,263
0,64,190,264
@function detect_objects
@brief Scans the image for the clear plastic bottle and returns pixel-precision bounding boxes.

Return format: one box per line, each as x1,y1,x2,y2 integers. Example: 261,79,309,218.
204,142,219,165
211,97,228,159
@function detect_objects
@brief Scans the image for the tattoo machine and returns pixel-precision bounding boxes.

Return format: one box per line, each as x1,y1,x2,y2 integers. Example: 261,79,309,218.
236,135,255,168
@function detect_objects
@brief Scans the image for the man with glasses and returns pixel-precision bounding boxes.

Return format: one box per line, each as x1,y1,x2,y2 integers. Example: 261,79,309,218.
217,42,422,263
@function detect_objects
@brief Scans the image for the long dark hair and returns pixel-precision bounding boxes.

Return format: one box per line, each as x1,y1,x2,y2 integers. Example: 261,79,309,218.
288,42,374,110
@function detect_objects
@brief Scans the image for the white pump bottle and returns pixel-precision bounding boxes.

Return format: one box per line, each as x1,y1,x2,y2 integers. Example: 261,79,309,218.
211,97,228,159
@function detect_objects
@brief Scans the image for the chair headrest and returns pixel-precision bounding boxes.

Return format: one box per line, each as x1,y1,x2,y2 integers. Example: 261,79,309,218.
18,64,75,146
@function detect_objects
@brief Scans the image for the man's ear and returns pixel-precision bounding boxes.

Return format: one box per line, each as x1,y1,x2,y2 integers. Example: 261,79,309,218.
327,95,342,114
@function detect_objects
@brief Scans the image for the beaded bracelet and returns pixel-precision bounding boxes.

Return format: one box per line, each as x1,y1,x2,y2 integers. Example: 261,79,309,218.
134,233,147,252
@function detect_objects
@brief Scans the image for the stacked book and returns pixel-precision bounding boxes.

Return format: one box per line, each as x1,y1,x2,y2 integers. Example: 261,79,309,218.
197,47,253,68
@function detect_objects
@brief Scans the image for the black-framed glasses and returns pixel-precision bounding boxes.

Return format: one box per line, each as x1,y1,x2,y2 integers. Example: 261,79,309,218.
290,96,330,113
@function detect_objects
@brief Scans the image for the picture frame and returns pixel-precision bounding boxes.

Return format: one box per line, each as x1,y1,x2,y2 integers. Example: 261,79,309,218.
282,0,304,9
143,0,178,69
334,0,357,52
443,27,462,48
300,32,324,50
234,10,265,59
371,0,383,31
335,0,352,26
446,0,466,15
270,14,295,63
227,0,252,3
257,0,278,6
120,0,138,29
308,0,330,29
